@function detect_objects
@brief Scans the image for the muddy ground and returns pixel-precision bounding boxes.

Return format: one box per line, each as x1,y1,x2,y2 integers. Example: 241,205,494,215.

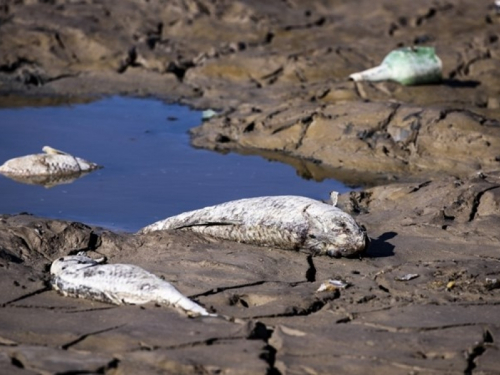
1,0,500,374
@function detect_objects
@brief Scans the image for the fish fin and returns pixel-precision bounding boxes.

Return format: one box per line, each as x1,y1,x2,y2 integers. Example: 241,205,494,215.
42,146,69,155
173,221,243,230
330,191,339,206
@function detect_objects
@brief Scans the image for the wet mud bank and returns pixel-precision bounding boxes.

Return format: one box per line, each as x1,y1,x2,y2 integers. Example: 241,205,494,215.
1,0,500,374
1,171,500,374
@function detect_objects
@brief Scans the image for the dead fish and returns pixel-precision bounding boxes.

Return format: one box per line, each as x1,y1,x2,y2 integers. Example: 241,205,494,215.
139,195,369,258
0,146,101,178
50,254,214,317
349,46,442,85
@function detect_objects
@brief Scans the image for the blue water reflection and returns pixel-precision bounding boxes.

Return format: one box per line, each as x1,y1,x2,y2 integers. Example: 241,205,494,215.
0,96,347,232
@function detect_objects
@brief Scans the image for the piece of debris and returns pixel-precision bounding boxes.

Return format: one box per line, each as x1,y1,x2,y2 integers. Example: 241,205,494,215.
50,253,215,317
446,281,455,290
349,46,442,85
395,273,419,282
485,277,500,290
317,279,350,292
280,325,307,337
201,109,219,120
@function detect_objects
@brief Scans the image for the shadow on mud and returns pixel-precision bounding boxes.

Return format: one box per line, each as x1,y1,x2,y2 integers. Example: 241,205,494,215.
441,79,480,88
366,231,397,258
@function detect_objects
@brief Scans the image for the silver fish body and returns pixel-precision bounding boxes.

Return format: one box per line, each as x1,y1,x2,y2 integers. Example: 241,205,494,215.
50,255,213,317
139,196,368,257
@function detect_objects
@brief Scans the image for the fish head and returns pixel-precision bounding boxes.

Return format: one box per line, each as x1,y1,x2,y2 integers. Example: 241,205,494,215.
305,206,369,258
50,254,100,275
324,223,370,258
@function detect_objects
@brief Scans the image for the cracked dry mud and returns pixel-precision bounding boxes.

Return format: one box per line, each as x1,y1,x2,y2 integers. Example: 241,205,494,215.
1,0,500,374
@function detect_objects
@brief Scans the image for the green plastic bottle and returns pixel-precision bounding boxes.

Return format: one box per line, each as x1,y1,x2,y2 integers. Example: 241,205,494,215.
349,47,442,85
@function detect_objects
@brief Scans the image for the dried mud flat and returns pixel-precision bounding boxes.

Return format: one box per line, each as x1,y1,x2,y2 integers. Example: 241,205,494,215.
1,1,500,374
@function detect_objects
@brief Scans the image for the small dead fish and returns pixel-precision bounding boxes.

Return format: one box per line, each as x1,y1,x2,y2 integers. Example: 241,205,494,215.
0,146,101,178
50,254,213,317
139,195,369,258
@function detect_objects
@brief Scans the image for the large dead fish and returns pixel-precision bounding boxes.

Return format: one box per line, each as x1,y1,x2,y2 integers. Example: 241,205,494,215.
139,195,369,258
50,254,213,317
0,146,101,178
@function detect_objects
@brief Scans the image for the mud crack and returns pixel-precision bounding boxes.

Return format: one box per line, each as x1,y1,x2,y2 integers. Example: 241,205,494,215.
261,67,284,85
166,60,195,82
249,322,281,375
138,335,247,352
9,352,120,375
60,324,126,350
282,16,326,31
356,103,400,148
464,328,494,375
352,321,480,334
294,114,315,150
409,180,432,193
64,306,117,314
2,286,51,307
305,254,316,282
436,108,499,127
252,289,340,319
468,185,500,222
189,280,268,298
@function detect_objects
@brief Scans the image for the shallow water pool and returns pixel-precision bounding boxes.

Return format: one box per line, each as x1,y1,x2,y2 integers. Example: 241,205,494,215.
0,96,348,232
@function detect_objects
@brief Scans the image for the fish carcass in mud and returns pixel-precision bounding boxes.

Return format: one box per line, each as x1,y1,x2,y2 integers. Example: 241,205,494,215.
0,146,101,183
50,254,214,317
139,195,369,258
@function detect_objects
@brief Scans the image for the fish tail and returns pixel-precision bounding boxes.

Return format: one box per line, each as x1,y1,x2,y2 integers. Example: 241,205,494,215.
159,287,214,317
